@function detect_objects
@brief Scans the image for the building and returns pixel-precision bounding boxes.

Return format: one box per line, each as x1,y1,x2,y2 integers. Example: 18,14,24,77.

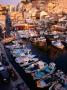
6,5,16,12
0,15,6,29
0,5,7,15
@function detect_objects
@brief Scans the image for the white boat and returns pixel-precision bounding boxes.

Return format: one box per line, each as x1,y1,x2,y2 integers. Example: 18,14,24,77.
25,61,47,73
31,62,56,80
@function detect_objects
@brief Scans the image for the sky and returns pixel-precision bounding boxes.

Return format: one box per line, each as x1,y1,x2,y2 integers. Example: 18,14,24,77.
0,0,21,5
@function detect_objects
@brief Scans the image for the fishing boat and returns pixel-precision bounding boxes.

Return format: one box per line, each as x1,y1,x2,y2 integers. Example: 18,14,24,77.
51,81,67,90
11,48,25,57
31,62,56,80
25,61,48,73
36,74,56,88
18,56,38,67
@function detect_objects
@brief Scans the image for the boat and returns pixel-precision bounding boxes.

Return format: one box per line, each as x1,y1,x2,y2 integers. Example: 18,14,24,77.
18,56,38,67
25,61,48,73
36,74,56,88
51,40,64,49
11,48,25,57
23,58,39,69
51,81,67,90
31,62,56,80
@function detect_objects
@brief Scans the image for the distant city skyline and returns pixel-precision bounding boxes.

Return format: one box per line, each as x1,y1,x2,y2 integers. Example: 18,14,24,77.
0,0,21,5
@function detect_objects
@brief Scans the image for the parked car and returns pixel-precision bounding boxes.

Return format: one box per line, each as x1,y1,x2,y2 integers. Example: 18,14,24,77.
0,62,10,83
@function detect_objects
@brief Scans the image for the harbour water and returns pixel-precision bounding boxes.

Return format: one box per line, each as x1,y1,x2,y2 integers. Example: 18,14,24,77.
5,40,67,90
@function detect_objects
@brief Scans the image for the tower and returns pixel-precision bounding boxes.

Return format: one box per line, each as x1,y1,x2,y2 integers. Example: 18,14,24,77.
5,12,12,37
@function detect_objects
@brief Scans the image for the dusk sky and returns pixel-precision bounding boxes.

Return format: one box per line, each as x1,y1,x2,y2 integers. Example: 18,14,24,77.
0,0,21,5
